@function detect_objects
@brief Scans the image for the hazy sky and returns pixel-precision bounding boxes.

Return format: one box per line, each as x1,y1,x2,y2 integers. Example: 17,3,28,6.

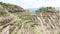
0,0,60,9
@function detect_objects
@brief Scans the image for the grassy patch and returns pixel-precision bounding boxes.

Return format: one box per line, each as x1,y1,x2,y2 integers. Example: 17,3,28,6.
20,15,34,20
9,27,16,34
31,25,40,34
0,13,8,18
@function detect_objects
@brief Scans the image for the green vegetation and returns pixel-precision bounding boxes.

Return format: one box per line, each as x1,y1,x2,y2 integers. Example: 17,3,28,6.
0,2,9,6
9,27,16,34
36,7,56,12
31,25,40,34
20,15,33,20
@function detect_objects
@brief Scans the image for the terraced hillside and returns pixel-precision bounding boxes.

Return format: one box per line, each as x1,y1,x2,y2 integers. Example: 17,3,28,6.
0,2,60,34
0,2,36,34
36,11,60,34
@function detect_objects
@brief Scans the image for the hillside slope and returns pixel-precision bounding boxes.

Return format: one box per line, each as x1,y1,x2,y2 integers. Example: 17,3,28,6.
0,2,60,34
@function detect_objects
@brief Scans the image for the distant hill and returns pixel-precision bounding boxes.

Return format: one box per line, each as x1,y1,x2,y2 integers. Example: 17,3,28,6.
28,7,60,12
55,7,60,11
27,8,39,12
